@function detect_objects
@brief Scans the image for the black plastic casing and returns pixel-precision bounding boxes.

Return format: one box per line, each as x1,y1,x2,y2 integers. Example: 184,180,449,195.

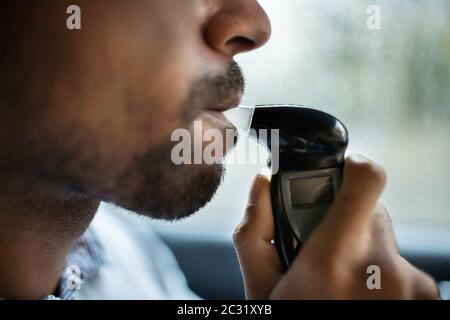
250,105,349,270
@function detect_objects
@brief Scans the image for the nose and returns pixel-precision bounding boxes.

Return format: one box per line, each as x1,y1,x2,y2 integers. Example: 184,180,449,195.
204,0,271,57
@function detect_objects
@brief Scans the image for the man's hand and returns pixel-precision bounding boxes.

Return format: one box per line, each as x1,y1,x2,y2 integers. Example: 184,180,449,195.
233,154,439,299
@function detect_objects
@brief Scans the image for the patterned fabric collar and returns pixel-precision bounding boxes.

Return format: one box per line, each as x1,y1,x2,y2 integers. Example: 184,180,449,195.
43,228,104,300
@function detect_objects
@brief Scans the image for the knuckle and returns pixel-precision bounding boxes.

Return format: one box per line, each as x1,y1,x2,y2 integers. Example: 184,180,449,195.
414,271,440,299
346,155,387,188
232,222,252,248
424,277,440,299
384,259,421,298
375,203,389,216
370,208,397,248
364,258,409,298
232,206,255,247
372,206,393,229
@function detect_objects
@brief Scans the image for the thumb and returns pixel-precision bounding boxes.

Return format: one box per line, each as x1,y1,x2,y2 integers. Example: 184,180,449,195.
233,174,283,299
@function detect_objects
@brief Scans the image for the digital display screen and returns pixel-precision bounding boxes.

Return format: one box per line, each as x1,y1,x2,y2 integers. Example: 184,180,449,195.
289,176,335,206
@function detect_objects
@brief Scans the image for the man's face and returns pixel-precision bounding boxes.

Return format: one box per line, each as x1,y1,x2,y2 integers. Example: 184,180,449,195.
1,1,270,220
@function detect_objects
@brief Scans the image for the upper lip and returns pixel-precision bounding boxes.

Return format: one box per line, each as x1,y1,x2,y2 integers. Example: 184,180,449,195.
208,94,242,112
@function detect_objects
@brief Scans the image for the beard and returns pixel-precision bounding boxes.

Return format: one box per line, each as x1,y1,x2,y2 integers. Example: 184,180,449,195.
113,142,225,221
14,62,245,222
107,62,245,221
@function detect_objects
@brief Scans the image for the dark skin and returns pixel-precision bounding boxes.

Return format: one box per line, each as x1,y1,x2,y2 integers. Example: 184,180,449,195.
0,1,439,300
0,0,269,299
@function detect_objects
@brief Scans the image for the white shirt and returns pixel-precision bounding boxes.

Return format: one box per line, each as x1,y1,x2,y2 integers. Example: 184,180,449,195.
73,203,199,300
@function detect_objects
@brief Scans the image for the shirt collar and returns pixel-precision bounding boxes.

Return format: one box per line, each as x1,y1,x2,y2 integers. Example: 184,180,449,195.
43,228,104,300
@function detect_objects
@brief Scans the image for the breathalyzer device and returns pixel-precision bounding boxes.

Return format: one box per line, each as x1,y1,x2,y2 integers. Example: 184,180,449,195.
225,105,349,270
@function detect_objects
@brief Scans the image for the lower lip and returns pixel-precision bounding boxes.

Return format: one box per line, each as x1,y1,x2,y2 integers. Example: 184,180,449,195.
202,110,237,131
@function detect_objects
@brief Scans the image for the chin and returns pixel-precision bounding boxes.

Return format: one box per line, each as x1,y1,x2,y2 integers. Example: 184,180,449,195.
111,162,225,222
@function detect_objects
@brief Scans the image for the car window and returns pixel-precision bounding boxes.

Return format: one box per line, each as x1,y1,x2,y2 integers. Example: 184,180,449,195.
153,0,450,236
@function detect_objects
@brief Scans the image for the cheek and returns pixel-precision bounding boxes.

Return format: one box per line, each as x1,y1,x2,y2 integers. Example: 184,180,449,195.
90,0,226,155
27,0,212,183
102,37,199,151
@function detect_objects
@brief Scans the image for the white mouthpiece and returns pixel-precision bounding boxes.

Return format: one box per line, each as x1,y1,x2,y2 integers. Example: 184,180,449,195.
223,105,255,132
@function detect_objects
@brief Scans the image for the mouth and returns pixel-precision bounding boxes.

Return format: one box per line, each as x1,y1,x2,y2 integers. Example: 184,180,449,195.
208,94,242,113
202,94,242,130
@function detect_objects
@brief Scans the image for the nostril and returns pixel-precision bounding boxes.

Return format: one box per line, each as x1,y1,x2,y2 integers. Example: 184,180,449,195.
226,36,255,52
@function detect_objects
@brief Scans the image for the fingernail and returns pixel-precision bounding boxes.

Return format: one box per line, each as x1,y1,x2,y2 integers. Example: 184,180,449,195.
249,174,264,205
